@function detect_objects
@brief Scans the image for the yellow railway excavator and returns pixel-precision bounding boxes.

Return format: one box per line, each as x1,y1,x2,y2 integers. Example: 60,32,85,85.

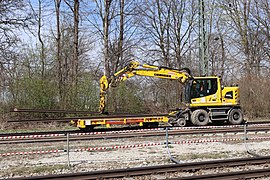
73,61,243,130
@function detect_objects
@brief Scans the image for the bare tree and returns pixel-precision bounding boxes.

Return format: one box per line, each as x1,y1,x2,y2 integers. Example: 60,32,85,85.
251,0,270,75
137,0,170,65
0,1,32,109
207,0,227,77
113,0,124,73
0,1,32,69
37,0,46,78
103,0,112,77
53,0,65,107
63,0,80,86
221,0,256,75
170,0,197,69
135,0,197,111
29,0,47,78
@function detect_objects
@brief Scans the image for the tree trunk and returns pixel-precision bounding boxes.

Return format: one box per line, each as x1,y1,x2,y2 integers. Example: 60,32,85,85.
104,0,112,77
38,0,45,79
54,0,63,108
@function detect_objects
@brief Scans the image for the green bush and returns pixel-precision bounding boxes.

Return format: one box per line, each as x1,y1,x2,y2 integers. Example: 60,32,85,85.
12,77,57,109
108,82,145,113
73,73,99,111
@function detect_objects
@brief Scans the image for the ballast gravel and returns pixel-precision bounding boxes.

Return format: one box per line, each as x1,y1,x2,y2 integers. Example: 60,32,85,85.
0,132,270,179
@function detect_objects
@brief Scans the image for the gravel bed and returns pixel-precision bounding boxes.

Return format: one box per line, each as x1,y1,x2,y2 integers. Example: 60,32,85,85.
0,132,270,178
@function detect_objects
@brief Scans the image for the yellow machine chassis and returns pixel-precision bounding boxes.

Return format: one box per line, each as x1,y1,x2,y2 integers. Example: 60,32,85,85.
72,116,169,129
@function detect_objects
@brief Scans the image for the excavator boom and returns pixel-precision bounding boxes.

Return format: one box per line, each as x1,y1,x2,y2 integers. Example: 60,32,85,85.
99,61,192,113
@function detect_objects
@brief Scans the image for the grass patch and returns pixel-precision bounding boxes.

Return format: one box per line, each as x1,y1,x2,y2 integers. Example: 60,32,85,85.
0,122,77,133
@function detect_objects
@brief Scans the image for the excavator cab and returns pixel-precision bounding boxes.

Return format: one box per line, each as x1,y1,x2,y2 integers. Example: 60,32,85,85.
183,77,220,104
184,76,239,107
177,76,243,126
184,76,240,107
189,77,221,106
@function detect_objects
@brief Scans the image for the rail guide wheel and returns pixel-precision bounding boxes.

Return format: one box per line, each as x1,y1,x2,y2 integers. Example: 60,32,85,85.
176,118,186,127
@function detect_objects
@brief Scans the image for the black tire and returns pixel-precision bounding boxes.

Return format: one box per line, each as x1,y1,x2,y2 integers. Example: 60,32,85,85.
191,109,209,126
228,108,243,125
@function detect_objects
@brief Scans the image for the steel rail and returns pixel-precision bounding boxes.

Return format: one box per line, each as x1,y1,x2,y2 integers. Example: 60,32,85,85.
1,126,270,144
8,156,270,180
9,108,270,125
172,168,270,180
11,108,100,114
0,130,80,137
8,113,169,123
11,108,142,116
1,120,270,137
0,126,161,137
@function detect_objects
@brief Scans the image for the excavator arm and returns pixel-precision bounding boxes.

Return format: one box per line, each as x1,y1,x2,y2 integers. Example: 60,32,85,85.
99,61,192,114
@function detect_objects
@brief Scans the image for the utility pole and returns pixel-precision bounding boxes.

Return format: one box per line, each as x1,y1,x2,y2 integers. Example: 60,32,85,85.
199,0,209,76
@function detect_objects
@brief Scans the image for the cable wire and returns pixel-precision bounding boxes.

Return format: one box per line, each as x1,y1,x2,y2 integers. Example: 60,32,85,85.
244,122,261,157
165,127,181,164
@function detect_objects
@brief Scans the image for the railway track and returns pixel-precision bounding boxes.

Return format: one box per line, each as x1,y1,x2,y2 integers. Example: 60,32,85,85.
11,108,101,114
8,156,270,180
4,120,270,137
1,124,270,144
8,113,169,123
0,126,160,137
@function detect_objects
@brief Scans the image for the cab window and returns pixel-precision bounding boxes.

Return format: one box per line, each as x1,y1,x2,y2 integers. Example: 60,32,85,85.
191,78,218,99
225,91,233,99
